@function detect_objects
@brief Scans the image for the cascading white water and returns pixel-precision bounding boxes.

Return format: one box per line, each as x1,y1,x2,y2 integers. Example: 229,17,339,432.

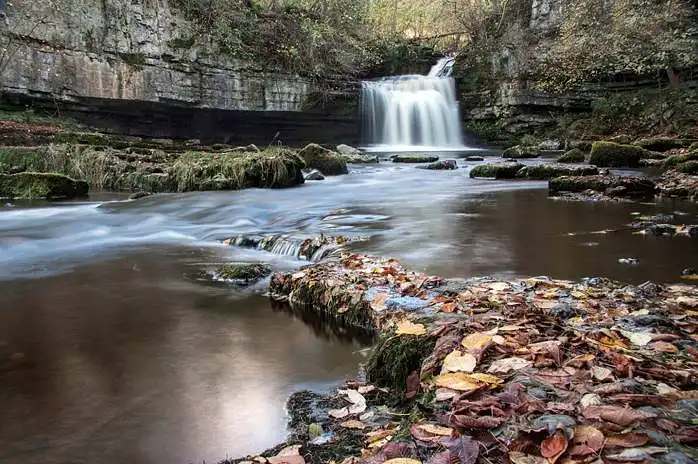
360,57,464,151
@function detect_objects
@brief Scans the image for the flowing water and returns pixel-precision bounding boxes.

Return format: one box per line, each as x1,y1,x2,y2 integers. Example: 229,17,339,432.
360,58,466,152
1,157,697,464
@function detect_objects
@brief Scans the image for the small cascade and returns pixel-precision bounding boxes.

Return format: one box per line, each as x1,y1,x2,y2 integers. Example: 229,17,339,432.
223,234,368,262
360,56,464,151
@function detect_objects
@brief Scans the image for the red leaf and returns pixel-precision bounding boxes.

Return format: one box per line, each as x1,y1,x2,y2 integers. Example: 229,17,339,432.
568,425,604,456
540,430,568,464
580,405,656,426
406,370,420,400
443,436,479,464
605,432,650,448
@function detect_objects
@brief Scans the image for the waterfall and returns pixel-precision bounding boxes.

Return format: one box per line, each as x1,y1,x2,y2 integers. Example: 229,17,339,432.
360,57,464,151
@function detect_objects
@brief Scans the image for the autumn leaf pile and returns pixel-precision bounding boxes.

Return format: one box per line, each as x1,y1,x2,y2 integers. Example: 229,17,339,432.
267,253,698,464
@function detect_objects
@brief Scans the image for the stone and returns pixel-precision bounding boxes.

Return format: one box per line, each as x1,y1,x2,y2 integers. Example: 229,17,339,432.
501,145,541,158
297,144,348,176
470,163,524,179
589,141,653,168
391,154,440,163
0,172,89,199
213,263,272,284
677,161,698,175
557,148,586,163
538,139,562,150
633,137,695,152
341,154,379,164
516,163,598,180
639,159,664,167
128,191,152,200
465,155,485,161
663,151,698,169
336,144,362,157
421,159,457,170
303,169,325,181
549,175,657,198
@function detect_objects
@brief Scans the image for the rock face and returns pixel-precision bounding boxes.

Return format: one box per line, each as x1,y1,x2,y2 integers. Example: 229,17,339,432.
0,172,89,199
297,144,348,176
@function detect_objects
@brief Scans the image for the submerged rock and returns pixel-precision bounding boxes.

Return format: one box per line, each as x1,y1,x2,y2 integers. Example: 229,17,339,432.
297,143,348,176
470,162,524,179
502,145,541,158
128,191,152,200
557,148,586,163
549,175,657,198
421,159,457,170
465,155,485,161
589,141,654,167
213,263,272,284
391,154,439,163
303,169,325,181
516,163,598,180
0,172,89,199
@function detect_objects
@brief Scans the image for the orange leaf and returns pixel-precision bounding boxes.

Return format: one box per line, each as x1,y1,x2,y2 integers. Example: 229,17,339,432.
540,430,568,463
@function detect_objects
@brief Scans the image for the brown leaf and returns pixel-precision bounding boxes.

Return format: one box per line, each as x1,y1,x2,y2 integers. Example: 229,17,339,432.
396,320,426,336
648,341,679,353
581,405,656,426
449,414,505,429
540,430,568,463
508,452,547,464
607,394,674,407
425,452,450,464
406,370,420,400
441,302,458,313
340,420,367,429
568,425,604,456
371,293,389,311
443,436,479,464
605,433,650,448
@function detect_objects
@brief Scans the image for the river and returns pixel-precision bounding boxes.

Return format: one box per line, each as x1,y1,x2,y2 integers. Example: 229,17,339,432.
1,157,696,463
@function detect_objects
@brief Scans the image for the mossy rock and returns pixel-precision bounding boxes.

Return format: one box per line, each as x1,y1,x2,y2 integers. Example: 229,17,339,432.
549,175,657,198
557,148,586,163
502,145,541,159
365,331,436,402
469,163,524,179
392,154,440,163
214,263,272,283
517,164,598,180
664,151,698,169
341,154,379,164
297,143,348,175
633,137,694,152
589,141,652,167
677,161,698,175
689,142,698,152
421,159,457,170
170,149,305,192
0,172,89,199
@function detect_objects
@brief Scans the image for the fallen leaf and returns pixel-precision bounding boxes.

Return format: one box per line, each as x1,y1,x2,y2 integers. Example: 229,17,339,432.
461,333,492,351
469,373,504,386
340,420,367,429
444,436,479,464
432,372,481,391
605,433,650,448
581,405,656,426
417,424,454,436
540,430,568,463
426,452,450,464
508,452,547,464
620,330,653,347
568,425,604,456
406,370,420,399
291,271,306,280
441,350,477,373
488,357,532,374
328,408,350,418
338,389,367,414
396,320,426,336
648,341,679,353
371,293,389,311
358,385,376,395
591,366,613,381
580,393,603,407
382,459,421,464
489,282,510,291
449,414,504,429
268,445,305,464
435,388,458,401
605,447,668,461
440,302,458,313
655,383,679,395
677,296,698,308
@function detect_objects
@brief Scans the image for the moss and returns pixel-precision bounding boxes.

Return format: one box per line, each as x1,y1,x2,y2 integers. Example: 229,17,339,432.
557,148,586,163
297,144,348,175
517,164,598,180
341,154,379,164
677,161,698,175
170,149,305,192
0,172,88,199
589,141,652,167
664,152,698,169
519,134,538,146
633,137,695,152
469,163,524,179
365,332,436,402
215,263,272,282
392,154,440,163
502,145,541,159
689,142,698,152
54,131,113,146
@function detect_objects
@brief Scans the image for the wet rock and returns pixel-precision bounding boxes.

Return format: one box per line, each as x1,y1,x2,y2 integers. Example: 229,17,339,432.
128,191,151,200
502,145,541,158
516,163,598,180
303,169,325,181
608,134,634,145
391,154,439,163
465,155,485,161
421,159,457,170
639,158,665,166
633,137,695,152
549,175,657,198
656,171,698,201
297,143,348,176
677,160,698,175
538,139,562,150
212,263,272,284
648,224,677,236
470,162,524,179
336,145,379,163
589,141,654,167
336,144,362,157
224,233,364,261
557,148,586,163
663,151,698,169
0,172,89,199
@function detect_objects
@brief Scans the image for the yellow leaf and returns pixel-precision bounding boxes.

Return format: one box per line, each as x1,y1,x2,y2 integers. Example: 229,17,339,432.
432,372,481,391
441,350,477,373
417,424,453,436
570,290,587,299
461,332,492,351
367,436,392,448
340,420,367,429
620,330,653,347
395,320,426,336
487,357,532,374
469,372,504,386
489,282,510,291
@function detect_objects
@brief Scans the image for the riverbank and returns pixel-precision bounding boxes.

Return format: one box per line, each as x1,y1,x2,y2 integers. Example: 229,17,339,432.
229,252,698,464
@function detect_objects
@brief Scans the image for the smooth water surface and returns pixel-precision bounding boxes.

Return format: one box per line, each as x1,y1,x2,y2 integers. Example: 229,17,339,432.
1,157,697,464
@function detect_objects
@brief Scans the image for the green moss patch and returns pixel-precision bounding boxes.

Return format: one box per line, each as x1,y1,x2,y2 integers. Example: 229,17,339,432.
549,174,657,198
470,163,524,179
633,137,695,152
0,172,88,199
517,164,598,180
557,148,586,163
589,141,653,167
297,144,348,175
392,154,440,163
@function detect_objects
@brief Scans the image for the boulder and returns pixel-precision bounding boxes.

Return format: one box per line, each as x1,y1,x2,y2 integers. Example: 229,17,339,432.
633,137,695,152
557,148,586,163
589,141,653,167
664,151,698,169
470,163,524,179
639,159,664,167
392,154,440,163
517,164,598,180
502,145,541,159
607,134,634,145
297,143,348,175
303,169,325,180
677,161,698,175
549,175,657,198
213,263,272,284
342,154,379,164
336,144,362,157
0,172,89,199
421,159,457,170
